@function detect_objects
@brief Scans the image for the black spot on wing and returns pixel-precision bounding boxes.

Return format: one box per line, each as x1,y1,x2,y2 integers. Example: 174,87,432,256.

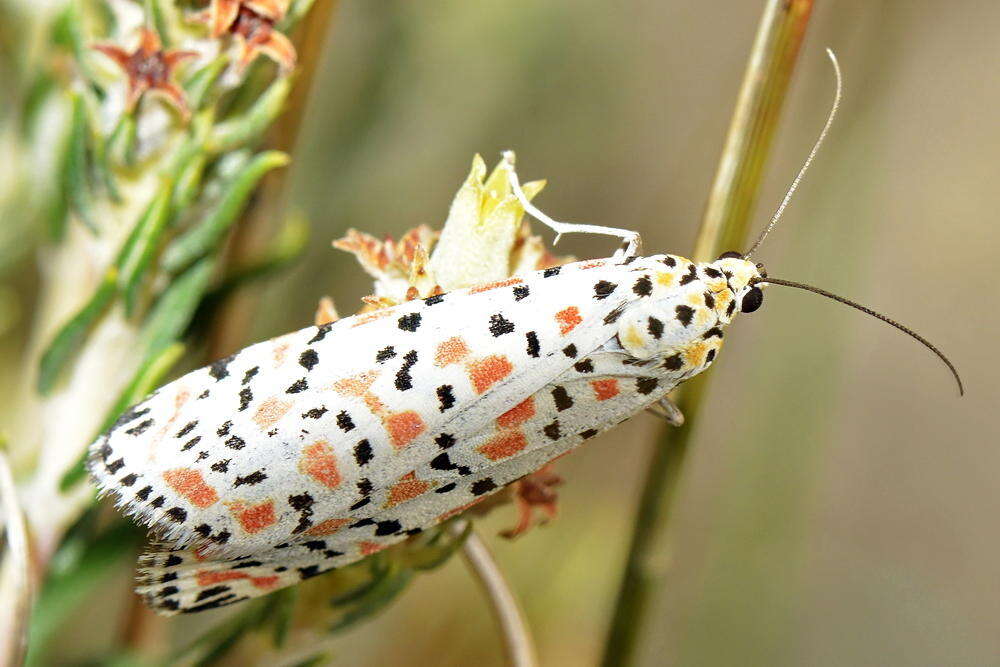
593,281,617,299
488,314,515,337
336,411,355,432
551,386,573,411
397,313,422,332
636,377,659,395
471,478,497,495
125,419,154,436
437,385,455,411
238,388,253,411
308,322,333,344
525,331,540,358
647,317,664,339
395,350,418,391
241,366,259,385
286,378,308,394
209,354,236,381
175,421,198,438
299,349,319,371
234,470,267,486
354,439,373,466
679,264,698,285
662,354,683,371
632,275,653,296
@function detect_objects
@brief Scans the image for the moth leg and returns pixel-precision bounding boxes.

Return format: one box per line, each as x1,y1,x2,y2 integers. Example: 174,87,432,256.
500,465,563,539
503,151,642,260
647,395,684,426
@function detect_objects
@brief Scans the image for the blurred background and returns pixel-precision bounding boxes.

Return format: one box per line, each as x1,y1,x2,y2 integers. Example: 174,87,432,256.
3,0,999,665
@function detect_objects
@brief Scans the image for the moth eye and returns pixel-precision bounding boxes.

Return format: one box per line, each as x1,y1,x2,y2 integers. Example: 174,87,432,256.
755,262,768,278
741,286,764,313
717,250,743,260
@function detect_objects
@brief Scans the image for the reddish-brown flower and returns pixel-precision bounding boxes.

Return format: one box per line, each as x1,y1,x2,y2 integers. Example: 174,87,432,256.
195,0,297,71
93,28,198,119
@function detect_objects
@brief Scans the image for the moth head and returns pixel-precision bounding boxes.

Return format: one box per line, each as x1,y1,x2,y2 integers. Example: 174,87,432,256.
712,250,768,319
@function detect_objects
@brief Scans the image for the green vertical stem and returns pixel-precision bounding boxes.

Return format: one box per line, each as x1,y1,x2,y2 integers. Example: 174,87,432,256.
600,2,814,665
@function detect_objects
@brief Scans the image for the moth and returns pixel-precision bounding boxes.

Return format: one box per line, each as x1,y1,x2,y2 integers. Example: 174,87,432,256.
89,52,962,615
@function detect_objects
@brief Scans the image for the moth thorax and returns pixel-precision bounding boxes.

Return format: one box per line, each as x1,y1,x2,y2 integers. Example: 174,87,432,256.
616,289,724,360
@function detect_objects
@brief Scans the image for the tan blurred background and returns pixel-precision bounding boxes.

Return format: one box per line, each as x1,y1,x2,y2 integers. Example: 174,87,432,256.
7,0,1000,665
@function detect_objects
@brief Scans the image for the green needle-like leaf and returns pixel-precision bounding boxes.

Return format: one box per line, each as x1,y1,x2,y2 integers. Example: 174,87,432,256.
116,179,175,316
140,257,216,358
162,151,290,273
106,115,138,169
66,94,100,234
37,268,118,395
207,77,293,153
184,57,229,112
173,152,209,211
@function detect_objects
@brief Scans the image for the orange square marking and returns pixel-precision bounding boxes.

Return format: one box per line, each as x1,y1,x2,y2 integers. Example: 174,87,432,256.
468,355,514,394
163,468,219,508
387,471,433,507
479,430,528,461
435,336,470,367
591,378,620,401
305,518,351,536
385,411,426,449
555,306,582,334
497,397,536,428
253,397,292,430
300,440,342,489
229,499,277,534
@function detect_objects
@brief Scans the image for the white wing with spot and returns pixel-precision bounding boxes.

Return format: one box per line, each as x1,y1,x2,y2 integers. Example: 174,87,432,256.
89,257,668,557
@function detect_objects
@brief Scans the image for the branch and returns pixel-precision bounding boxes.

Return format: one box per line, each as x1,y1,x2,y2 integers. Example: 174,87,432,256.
450,522,538,667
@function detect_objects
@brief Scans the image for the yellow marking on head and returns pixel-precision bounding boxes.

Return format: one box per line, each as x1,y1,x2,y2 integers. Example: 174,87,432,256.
686,293,704,307
715,290,732,313
656,272,676,288
683,341,708,367
695,308,713,327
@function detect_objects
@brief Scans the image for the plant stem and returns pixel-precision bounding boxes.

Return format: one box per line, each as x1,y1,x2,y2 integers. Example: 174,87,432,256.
451,522,538,667
601,2,814,665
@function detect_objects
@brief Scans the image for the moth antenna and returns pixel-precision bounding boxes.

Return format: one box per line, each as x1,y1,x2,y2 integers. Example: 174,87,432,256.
761,277,964,395
502,151,642,259
744,48,842,258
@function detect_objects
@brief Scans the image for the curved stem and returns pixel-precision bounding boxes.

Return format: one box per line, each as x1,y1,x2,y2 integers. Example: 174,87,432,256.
451,522,538,667
601,2,815,665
